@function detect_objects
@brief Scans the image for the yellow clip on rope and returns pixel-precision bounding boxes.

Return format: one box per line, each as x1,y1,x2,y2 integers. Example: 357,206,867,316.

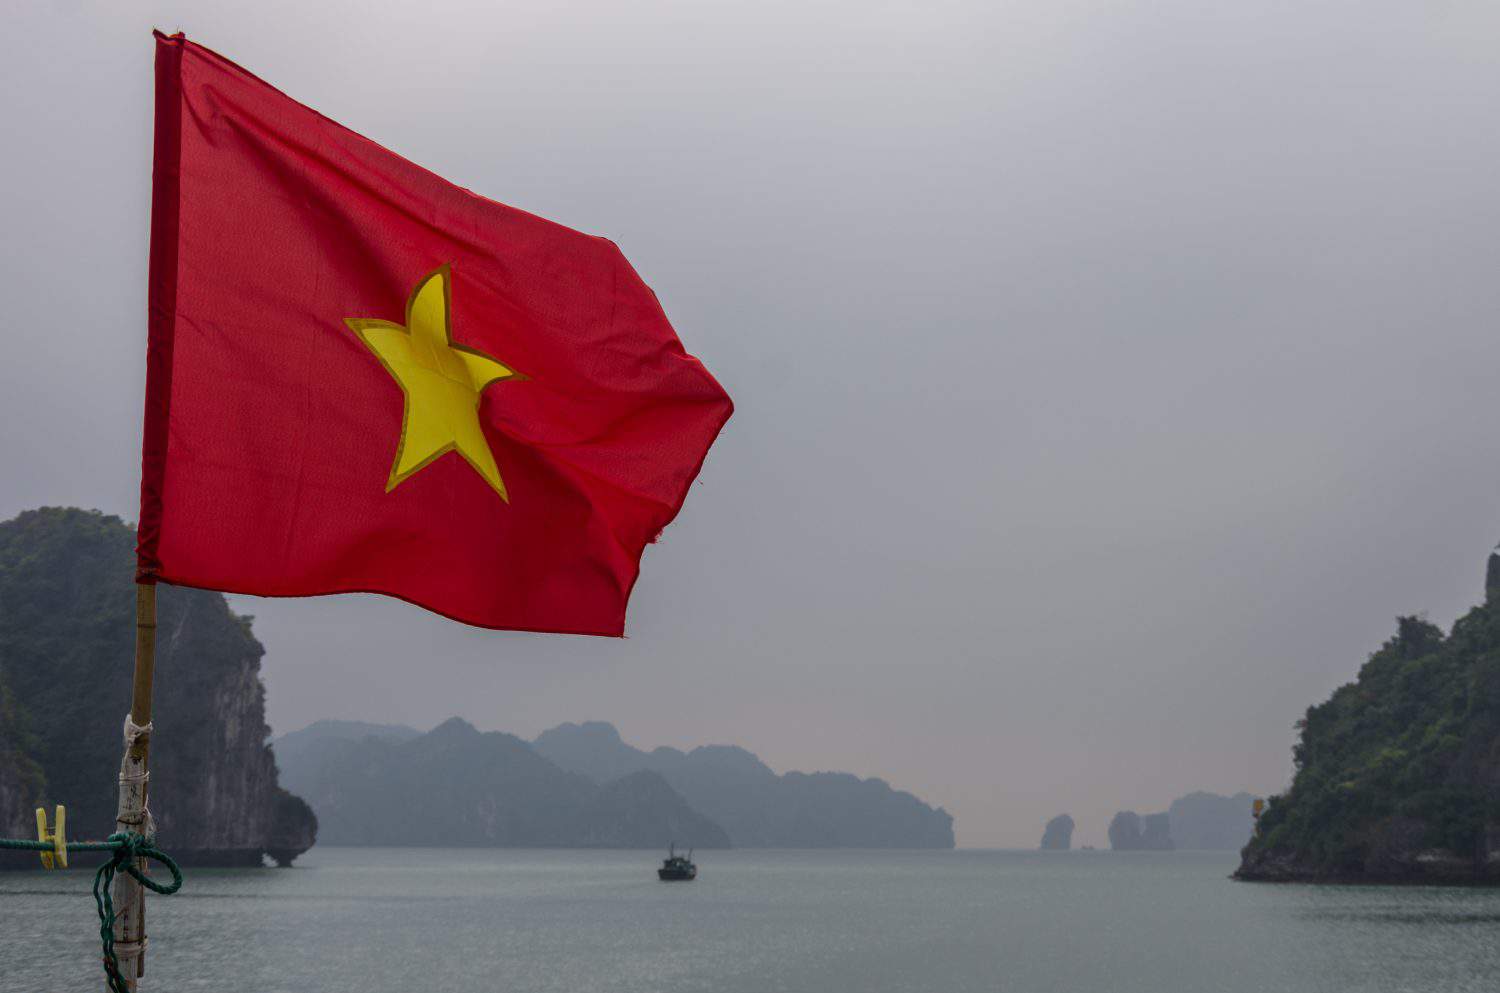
35,805,66,869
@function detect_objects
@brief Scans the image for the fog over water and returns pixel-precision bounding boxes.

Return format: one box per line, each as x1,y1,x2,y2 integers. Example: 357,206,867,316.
2,0,1498,846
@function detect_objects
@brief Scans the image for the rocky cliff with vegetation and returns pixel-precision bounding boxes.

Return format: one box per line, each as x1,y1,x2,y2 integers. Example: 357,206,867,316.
533,721,955,848
1236,550,1500,884
0,682,43,839
0,508,316,867
277,717,730,848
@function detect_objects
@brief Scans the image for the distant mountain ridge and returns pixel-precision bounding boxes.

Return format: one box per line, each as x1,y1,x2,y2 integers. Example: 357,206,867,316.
1168,791,1257,850
273,719,422,776
1111,792,1258,851
1109,810,1174,851
274,718,954,849
276,718,729,848
532,721,955,848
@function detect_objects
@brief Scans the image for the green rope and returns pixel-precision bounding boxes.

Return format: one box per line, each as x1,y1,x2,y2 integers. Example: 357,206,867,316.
0,832,183,992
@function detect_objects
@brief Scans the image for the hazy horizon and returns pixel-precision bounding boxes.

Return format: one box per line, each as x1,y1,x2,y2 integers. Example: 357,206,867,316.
270,713,1262,848
3,0,1499,848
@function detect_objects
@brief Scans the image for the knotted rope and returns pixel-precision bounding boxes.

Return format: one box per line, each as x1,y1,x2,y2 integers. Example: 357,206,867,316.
0,831,183,992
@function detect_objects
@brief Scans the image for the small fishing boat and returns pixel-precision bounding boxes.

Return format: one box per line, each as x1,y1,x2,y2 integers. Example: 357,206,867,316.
657,844,697,881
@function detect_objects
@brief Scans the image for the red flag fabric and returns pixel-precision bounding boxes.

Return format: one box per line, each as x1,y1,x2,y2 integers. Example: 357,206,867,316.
137,32,732,636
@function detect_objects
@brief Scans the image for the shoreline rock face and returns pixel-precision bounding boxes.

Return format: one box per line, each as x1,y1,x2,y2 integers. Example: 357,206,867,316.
1040,814,1074,850
1236,550,1500,885
0,508,316,868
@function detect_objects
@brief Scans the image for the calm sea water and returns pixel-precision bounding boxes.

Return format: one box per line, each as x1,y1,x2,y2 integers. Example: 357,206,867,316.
3,847,1500,992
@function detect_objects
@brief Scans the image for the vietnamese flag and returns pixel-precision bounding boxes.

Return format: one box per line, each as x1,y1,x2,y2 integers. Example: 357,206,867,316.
137,32,732,636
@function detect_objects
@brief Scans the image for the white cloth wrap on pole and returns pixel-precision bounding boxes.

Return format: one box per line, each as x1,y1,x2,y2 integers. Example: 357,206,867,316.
113,712,153,989
124,716,154,749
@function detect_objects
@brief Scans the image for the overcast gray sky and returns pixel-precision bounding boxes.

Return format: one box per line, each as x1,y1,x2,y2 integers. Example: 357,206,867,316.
3,0,1499,847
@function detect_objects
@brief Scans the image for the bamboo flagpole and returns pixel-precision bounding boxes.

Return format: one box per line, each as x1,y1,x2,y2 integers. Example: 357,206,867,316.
112,583,158,989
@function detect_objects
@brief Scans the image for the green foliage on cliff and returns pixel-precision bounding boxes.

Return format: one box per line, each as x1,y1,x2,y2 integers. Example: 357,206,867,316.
0,507,148,834
0,674,46,834
1246,557,1500,874
0,507,316,864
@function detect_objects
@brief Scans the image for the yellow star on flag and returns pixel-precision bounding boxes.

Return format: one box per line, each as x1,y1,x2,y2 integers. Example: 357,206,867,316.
346,265,525,501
